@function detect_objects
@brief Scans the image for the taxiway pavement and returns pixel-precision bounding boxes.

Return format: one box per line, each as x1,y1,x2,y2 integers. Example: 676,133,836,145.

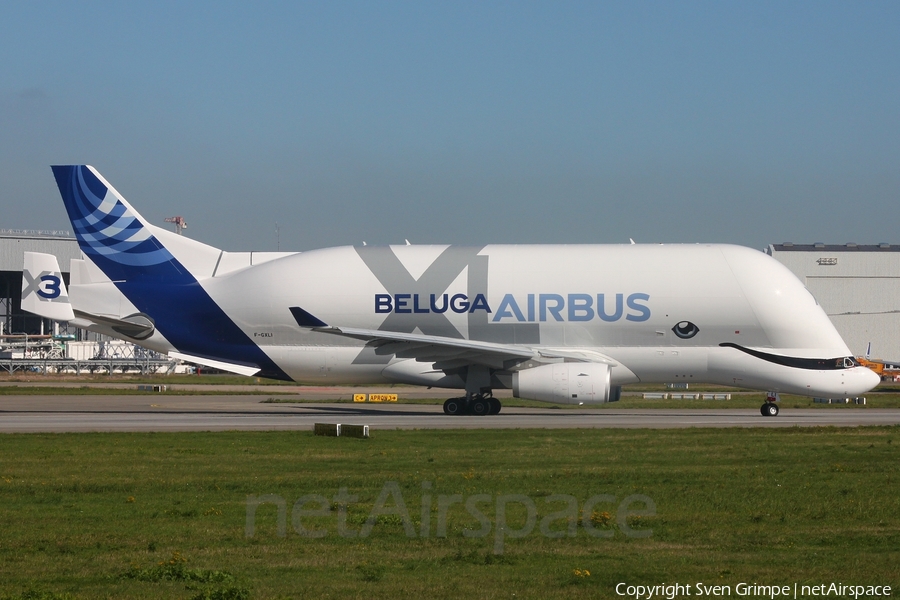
1,392,898,432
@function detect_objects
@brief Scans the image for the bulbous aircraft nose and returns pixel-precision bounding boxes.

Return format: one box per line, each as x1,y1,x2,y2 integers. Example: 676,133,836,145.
851,366,882,396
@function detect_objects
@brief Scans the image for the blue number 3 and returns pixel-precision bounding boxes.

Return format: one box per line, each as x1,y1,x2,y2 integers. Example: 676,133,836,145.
37,275,61,299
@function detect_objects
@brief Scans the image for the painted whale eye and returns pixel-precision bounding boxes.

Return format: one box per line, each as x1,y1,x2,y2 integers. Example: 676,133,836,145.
672,321,699,339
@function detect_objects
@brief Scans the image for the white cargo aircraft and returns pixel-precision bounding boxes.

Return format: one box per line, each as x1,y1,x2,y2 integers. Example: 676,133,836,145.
23,165,879,417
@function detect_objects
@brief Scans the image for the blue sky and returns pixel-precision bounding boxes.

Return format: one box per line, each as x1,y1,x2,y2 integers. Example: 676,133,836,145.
2,1,897,251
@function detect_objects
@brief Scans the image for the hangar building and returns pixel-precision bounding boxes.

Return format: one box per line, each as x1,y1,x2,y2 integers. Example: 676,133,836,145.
768,243,900,363
0,229,81,337
1,230,172,370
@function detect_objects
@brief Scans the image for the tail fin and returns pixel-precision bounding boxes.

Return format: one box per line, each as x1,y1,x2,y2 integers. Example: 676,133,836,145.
21,252,74,321
50,165,219,283
47,165,289,380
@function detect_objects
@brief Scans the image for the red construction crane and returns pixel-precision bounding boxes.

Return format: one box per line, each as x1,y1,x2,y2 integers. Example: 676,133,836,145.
164,216,187,235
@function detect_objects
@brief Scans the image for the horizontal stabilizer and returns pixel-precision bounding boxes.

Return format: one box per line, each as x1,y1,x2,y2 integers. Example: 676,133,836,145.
168,351,261,376
72,310,155,340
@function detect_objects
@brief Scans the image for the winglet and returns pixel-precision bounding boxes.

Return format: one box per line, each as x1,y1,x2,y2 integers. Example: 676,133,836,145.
289,306,329,328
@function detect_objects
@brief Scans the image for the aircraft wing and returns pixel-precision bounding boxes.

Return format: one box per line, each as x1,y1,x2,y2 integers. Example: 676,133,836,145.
289,306,617,370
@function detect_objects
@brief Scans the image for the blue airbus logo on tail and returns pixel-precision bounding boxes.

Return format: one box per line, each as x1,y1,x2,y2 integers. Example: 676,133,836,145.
51,165,174,268
47,165,292,381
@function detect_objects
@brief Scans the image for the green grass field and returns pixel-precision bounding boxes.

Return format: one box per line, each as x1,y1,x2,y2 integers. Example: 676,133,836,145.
1,427,898,599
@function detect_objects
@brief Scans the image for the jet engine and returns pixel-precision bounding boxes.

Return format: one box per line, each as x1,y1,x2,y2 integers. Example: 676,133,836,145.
512,363,617,404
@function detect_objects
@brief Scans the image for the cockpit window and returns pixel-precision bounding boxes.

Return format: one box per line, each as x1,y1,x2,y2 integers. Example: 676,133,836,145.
834,357,859,369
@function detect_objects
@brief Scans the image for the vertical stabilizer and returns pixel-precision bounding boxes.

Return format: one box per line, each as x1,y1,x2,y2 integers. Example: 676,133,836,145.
47,165,289,380
21,252,74,321
50,165,220,282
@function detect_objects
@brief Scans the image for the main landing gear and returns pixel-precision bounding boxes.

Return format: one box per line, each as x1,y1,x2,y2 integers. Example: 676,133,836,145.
760,392,780,417
443,392,501,416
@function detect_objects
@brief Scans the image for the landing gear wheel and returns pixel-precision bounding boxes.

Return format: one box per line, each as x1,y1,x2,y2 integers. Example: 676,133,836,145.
760,403,779,417
469,396,490,416
443,398,465,415
488,397,501,415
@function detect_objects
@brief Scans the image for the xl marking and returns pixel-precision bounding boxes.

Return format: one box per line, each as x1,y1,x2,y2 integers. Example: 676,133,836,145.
22,270,66,302
354,246,539,363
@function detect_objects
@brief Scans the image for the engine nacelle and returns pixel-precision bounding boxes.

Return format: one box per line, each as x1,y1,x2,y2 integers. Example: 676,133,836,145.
512,363,614,405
